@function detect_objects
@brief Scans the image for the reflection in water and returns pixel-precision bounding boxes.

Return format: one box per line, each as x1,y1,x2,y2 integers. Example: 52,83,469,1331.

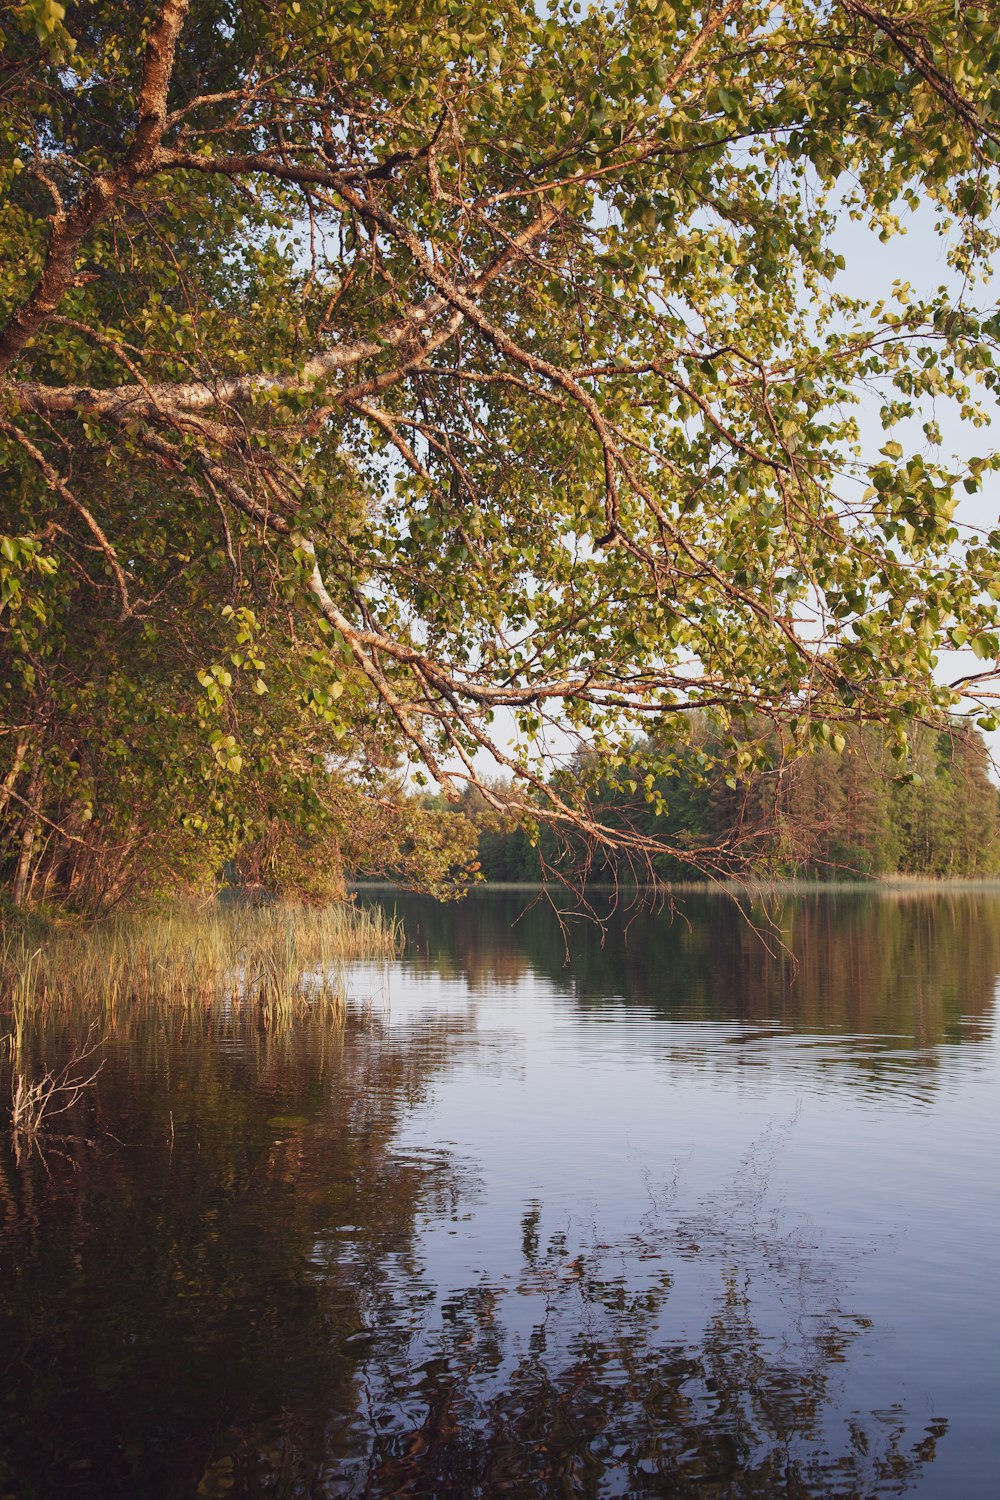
378,889,999,1081
353,1243,945,1499
1,891,997,1496
344,1103,951,1500
0,1003,470,1498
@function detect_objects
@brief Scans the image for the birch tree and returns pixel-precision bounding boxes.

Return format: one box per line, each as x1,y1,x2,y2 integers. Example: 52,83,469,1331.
2,0,1000,900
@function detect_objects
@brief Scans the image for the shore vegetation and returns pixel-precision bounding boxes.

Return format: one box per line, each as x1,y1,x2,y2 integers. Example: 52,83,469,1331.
1,900,401,1014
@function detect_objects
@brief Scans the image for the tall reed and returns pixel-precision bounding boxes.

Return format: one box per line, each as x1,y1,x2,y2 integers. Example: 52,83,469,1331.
0,901,402,1019
1,902,399,1155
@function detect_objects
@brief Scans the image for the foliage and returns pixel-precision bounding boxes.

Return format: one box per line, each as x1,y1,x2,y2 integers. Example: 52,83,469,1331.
706,720,999,878
3,0,1000,903
473,720,1000,882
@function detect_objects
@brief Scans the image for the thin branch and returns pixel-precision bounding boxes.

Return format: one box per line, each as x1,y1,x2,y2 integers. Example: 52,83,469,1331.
0,417,133,617
0,0,191,375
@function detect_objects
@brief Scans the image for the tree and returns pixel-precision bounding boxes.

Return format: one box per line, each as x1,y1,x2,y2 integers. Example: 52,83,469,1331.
893,720,1000,874
2,0,1000,904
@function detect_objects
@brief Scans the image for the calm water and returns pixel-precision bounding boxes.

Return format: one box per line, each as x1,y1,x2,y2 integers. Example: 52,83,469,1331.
1,890,998,1497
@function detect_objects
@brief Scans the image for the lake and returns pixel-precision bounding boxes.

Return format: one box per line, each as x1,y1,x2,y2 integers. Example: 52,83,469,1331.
1,889,997,1497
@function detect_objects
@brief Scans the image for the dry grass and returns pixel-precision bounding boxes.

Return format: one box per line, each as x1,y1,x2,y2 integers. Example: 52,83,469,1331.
10,1028,104,1139
2,901,401,1151
0,900,401,1018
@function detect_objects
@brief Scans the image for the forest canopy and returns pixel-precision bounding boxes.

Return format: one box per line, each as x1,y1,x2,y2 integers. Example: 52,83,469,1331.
465,719,1000,884
2,0,1000,906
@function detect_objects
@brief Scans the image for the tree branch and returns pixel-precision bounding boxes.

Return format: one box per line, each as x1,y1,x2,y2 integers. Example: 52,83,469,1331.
0,0,191,376
5,208,557,422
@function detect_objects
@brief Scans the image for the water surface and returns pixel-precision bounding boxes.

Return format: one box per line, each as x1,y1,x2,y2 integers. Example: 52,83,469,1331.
1,889,997,1497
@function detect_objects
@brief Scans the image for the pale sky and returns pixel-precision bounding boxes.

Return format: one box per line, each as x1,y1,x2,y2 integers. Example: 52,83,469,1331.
832,202,1000,769
435,200,1000,788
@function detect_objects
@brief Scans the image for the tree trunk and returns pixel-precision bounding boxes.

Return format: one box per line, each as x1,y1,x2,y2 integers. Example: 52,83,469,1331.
11,764,42,908
0,735,29,820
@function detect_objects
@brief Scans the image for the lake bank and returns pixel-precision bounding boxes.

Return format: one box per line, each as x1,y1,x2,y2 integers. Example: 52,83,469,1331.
354,874,1000,896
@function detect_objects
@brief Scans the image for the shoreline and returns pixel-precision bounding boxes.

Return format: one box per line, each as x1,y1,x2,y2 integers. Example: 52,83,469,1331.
350,876,1000,897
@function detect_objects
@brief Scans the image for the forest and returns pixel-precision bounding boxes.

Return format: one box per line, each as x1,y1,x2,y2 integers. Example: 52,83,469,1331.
3,9,1000,1496
460,721,1000,884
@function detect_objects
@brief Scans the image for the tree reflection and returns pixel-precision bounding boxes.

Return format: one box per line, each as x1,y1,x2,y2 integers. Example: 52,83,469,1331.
0,901,973,1497
376,889,1000,1058
0,1000,482,1499
326,1204,947,1499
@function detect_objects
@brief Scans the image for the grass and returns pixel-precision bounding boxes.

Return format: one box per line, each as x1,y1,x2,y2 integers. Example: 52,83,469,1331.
0,899,402,1018
1,901,402,1150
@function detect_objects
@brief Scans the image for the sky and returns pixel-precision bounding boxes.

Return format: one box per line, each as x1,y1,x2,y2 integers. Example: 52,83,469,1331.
831,201,1000,769
453,196,1000,788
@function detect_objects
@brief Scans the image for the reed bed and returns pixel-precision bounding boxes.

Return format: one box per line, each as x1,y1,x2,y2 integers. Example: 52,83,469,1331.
0,900,402,1021
1,902,399,1152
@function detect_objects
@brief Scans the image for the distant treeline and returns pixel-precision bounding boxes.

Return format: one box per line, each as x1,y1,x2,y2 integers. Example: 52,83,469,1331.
465,721,1000,884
